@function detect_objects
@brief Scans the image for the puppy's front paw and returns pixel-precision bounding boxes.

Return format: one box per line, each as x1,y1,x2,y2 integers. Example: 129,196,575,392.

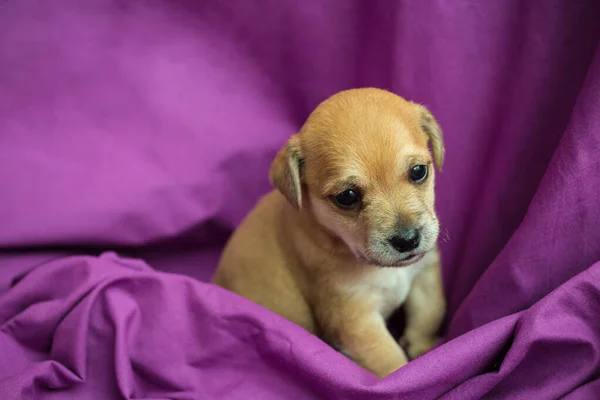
398,335,440,360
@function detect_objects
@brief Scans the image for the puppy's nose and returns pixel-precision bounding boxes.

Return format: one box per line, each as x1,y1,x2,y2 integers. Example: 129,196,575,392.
389,230,420,253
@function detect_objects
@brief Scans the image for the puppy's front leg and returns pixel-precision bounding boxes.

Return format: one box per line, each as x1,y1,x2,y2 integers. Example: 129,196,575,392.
400,253,446,359
323,303,408,378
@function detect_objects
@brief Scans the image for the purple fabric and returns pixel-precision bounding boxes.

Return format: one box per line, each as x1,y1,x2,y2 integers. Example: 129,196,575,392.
1,1,600,398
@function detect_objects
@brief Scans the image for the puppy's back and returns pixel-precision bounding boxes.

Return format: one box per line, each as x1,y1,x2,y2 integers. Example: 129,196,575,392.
213,191,317,333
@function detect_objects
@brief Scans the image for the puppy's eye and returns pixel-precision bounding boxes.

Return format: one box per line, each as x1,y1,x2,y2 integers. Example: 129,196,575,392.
333,189,361,209
410,165,428,183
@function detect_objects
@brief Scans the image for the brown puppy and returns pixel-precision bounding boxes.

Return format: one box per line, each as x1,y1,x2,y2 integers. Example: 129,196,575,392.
213,88,446,378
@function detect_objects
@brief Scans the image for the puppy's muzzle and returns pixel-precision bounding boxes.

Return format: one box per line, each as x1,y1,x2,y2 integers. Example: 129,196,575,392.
389,229,420,253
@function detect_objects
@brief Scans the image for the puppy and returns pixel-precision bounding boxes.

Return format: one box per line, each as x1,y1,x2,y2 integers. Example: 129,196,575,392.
213,88,446,378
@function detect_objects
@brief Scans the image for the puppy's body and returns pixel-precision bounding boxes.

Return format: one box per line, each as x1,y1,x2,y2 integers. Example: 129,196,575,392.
213,88,446,378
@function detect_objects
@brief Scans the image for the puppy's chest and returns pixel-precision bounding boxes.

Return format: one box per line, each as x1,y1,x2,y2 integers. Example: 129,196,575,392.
348,266,421,319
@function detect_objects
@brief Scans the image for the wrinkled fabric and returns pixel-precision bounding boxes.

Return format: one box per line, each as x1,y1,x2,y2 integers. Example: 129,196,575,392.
1,1,599,399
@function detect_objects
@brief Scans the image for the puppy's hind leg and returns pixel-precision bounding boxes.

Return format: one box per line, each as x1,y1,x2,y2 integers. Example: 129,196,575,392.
399,251,446,359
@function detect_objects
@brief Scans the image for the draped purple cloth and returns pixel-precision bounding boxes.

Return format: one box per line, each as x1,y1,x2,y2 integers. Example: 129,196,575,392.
1,1,599,398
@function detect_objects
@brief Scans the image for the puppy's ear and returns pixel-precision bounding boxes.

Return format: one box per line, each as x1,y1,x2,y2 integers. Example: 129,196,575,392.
269,134,304,208
413,104,445,171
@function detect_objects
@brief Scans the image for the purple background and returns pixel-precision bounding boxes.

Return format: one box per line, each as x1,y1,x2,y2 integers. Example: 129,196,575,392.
1,1,600,398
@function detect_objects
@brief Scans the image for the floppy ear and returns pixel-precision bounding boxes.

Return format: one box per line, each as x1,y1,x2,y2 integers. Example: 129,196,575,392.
413,103,445,171
269,134,304,209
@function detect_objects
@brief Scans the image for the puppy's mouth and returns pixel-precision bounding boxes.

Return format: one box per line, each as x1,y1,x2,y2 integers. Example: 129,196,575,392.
392,253,425,267
359,252,425,268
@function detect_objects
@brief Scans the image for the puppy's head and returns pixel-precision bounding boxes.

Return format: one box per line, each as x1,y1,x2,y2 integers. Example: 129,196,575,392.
270,88,444,267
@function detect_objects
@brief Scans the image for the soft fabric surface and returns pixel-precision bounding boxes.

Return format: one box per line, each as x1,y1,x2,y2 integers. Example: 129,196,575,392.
1,1,600,399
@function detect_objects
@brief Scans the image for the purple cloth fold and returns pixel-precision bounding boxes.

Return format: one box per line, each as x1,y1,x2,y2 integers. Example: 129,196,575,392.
1,1,599,398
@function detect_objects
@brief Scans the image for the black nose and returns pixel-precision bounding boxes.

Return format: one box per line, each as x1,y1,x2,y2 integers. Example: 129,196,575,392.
389,230,420,252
